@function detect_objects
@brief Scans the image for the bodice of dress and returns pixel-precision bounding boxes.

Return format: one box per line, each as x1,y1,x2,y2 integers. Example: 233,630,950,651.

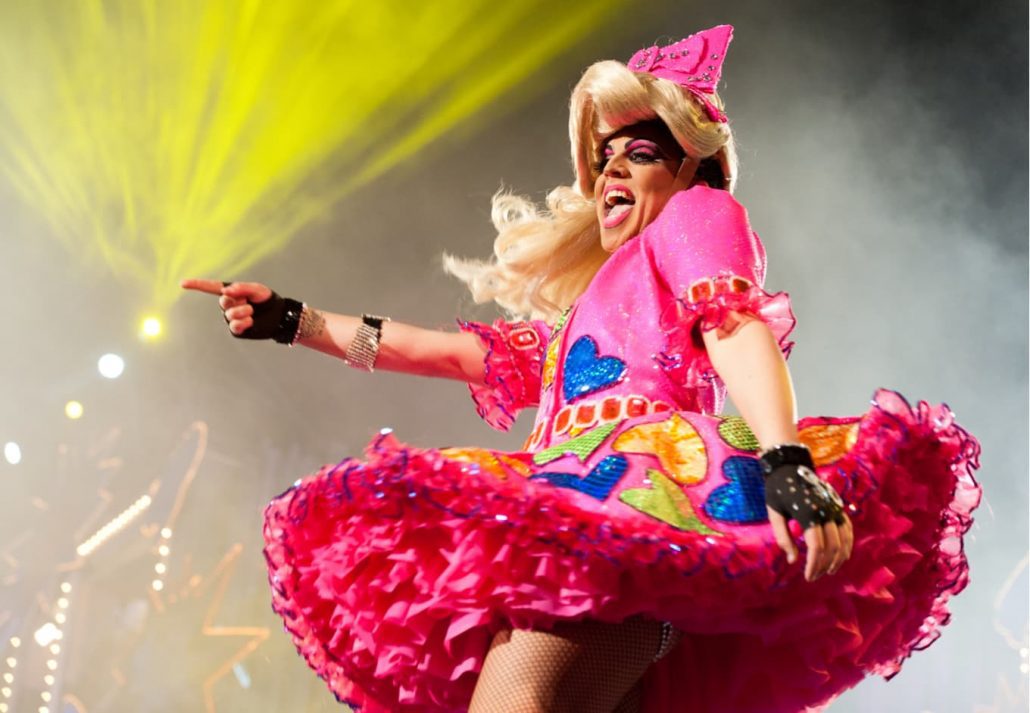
523,186,771,451
460,185,795,449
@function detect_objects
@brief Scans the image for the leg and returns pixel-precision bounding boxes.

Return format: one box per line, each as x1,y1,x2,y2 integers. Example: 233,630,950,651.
469,618,665,713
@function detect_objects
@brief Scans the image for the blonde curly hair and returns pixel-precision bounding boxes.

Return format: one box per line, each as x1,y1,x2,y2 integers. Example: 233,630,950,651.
444,59,737,322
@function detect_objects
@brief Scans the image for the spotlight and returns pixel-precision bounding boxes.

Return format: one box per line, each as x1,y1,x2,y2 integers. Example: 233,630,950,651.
2,443,19,465
141,316,162,339
34,624,60,648
97,353,125,379
152,579,164,591
65,401,84,420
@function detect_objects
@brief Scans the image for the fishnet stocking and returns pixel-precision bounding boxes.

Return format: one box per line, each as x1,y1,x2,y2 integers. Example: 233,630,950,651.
469,618,677,713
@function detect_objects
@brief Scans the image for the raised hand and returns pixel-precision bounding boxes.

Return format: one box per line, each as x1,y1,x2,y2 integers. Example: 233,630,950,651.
180,279,294,340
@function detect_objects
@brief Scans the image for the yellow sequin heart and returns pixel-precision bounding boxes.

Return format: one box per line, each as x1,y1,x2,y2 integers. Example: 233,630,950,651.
439,448,533,480
612,414,708,485
798,422,860,467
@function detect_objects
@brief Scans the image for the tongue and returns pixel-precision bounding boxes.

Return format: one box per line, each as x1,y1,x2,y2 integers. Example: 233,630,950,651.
607,203,631,220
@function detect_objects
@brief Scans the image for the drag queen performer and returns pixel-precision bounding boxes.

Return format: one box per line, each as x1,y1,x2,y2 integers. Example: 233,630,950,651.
184,25,980,713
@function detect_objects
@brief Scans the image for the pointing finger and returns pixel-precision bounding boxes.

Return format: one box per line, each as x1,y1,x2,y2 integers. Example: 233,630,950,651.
180,278,225,295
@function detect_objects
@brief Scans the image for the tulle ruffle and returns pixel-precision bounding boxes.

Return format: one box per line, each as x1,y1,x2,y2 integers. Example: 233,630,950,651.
262,389,979,712
458,319,547,432
658,276,797,391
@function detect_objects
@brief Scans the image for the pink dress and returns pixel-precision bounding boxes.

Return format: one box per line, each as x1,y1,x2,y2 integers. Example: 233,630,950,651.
263,186,981,712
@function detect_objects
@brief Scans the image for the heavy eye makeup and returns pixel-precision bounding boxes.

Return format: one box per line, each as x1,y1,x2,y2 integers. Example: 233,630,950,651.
594,139,672,173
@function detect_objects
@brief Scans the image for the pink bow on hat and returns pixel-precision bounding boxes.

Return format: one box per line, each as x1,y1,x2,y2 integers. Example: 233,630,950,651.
627,24,734,123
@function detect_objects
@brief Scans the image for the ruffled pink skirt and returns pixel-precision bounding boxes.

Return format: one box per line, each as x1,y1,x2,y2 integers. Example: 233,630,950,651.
262,389,979,712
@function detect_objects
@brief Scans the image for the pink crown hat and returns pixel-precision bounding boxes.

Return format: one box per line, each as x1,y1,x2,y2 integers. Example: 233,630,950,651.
627,24,734,122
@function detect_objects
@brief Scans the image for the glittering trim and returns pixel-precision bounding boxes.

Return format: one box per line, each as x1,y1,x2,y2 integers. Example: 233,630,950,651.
458,319,548,432
657,276,796,394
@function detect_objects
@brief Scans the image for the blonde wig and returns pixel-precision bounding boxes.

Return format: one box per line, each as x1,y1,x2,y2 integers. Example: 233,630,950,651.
444,59,737,322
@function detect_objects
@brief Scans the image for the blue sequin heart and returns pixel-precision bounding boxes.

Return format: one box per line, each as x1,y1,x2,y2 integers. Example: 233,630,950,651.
532,455,628,500
702,456,768,524
562,336,627,402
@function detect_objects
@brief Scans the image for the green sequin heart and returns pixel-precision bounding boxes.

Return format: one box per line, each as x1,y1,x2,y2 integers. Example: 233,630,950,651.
718,416,760,452
533,421,619,465
619,469,721,535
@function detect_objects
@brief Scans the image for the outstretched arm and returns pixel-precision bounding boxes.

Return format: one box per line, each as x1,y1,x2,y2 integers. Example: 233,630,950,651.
702,313,853,581
181,279,488,384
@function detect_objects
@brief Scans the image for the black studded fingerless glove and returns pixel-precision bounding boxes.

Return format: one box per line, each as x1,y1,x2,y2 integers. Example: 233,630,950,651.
760,444,845,529
223,284,303,345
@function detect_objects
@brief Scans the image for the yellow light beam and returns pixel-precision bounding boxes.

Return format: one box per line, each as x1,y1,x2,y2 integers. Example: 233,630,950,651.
0,0,626,309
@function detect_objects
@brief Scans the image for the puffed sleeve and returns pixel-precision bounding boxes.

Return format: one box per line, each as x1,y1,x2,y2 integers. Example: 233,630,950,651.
642,186,796,391
457,318,550,431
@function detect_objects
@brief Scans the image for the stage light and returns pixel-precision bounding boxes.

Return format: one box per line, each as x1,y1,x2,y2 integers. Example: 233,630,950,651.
76,494,152,557
2,443,19,465
45,659,57,671
158,545,170,556
3,659,13,668
154,563,166,574
97,353,125,379
48,644,59,655
141,316,162,338
53,613,66,625
0,2,622,311
56,598,68,609
34,624,60,648
65,401,84,420
152,579,164,591
40,692,51,702
160,527,172,539
43,675,53,686
59,583,71,594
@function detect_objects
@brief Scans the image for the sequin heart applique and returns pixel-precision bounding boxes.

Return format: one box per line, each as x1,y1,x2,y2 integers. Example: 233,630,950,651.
718,416,760,452
562,336,626,403
533,422,620,465
613,414,708,485
619,469,721,535
702,456,768,524
532,455,627,500
798,422,859,467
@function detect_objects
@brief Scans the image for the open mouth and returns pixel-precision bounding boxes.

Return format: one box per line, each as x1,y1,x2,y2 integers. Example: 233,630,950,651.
602,185,635,228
